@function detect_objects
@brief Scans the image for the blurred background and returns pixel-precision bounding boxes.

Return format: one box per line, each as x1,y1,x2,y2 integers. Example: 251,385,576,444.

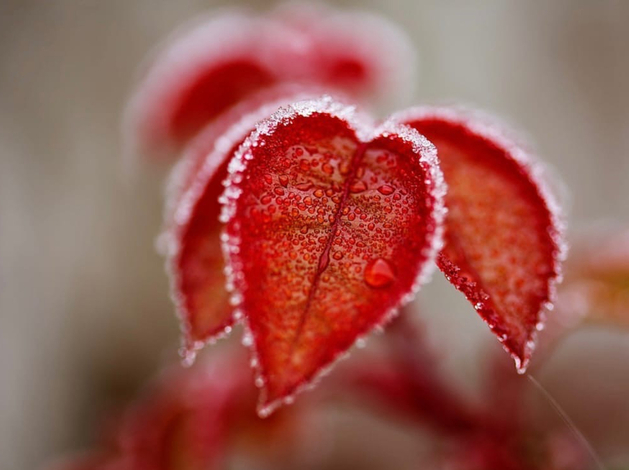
1,1,628,469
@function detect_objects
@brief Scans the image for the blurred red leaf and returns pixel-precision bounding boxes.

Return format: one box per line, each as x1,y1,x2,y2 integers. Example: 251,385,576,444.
123,4,415,163
560,228,629,329
271,2,416,107
221,97,445,415
47,352,311,470
123,11,297,161
396,107,565,372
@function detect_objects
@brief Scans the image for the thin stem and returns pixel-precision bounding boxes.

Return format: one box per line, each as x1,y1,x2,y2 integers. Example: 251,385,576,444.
527,374,606,470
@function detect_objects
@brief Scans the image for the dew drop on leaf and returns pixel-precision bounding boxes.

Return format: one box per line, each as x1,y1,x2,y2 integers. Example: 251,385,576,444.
364,258,396,288
349,180,367,193
377,184,395,195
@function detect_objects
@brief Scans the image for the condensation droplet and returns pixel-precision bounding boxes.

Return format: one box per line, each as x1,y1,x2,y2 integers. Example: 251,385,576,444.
377,185,395,195
364,258,396,288
349,181,367,193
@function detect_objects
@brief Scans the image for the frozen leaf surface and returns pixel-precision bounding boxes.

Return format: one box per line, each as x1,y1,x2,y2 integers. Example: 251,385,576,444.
222,97,445,414
396,107,565,372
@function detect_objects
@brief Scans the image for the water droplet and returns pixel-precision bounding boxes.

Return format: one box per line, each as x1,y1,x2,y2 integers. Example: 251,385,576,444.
364,258,396,288
349,181,367,193
322,163,334,175
377,185,395,195
332,251,343,260
339,161,351,175
295,181,313,191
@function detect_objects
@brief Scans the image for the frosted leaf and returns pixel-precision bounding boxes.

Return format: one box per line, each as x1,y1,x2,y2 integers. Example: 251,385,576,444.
221,97,445,415
394,105,566,373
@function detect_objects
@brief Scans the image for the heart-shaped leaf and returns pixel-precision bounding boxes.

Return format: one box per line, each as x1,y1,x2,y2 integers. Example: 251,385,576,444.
221,97,445,415
165,86,331,359
395,107,565,373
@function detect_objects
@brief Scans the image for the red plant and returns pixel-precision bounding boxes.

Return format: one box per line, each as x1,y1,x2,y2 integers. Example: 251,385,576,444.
144,4,563,412
47,3,629,470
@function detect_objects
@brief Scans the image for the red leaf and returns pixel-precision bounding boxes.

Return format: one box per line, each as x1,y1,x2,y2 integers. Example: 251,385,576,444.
123,12,304,161
395,107,565,372
560,228,629,329
123,5,417,164
221,97,445,415
271,2,416,108
115,358,247,470
165,86,330,359
46,351,313,470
